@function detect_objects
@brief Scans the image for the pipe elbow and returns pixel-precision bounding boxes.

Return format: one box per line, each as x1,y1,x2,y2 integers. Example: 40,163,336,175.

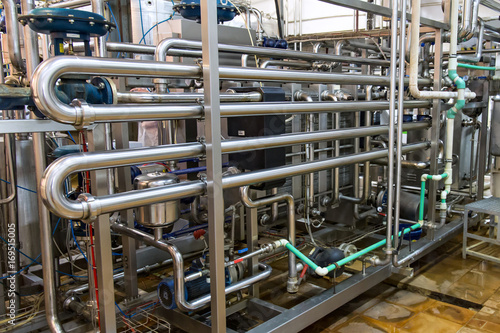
40,156,87,220
409,84,421,99
31,57,81,125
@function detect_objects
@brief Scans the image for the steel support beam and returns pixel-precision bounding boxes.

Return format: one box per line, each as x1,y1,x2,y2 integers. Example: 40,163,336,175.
319,0,448,29
200,0,226,331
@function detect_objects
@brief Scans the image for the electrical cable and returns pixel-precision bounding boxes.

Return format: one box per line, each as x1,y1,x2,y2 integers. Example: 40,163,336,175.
139,0,175,45
0,178,37,194
67,131,76,143
70,220,89,263
106,2,122,57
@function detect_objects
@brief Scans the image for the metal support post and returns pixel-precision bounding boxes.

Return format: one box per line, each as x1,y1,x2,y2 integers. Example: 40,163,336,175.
428,29,443,236
87,124,116,332
246,207,260,297
111,123,138,299
200,0,226,331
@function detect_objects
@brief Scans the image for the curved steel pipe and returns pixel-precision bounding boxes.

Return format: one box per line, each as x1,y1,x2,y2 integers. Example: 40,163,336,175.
43,142,428,220
31,55,432,125
458,19,485,62
155,38,391,68
40,143,205,219
31,56,201,125
41,122,429,219
109,222,272,311
240,186,298,293
260,60,311,69
1,0,25,72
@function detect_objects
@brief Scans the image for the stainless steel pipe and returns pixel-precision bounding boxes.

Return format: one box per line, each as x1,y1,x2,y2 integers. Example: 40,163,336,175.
109,222,272,312
116,92,263,104
40,122,428,219
31,56,432,125
1,0,25,72
240,186,298,293
43,142,428,220
155,38,391,67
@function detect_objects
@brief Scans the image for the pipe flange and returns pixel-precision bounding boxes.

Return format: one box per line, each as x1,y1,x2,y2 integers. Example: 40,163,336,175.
287,276,299,294
63,295,80,310
70,99,94,128
77,193,101,222
320,196,332,207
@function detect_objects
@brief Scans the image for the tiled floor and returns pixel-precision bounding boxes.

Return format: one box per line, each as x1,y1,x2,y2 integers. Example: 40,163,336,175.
300,238,500,333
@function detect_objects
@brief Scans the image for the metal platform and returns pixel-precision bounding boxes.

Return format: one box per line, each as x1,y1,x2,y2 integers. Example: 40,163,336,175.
463,197,500,264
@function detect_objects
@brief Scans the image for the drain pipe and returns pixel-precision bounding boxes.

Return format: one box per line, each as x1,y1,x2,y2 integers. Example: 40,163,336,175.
320,91,340,204
393,0,466,267
1,0,25,72
295,90,315,220
240,186,298,293
374,0,399,267
409,0,476,100
457,19,484,63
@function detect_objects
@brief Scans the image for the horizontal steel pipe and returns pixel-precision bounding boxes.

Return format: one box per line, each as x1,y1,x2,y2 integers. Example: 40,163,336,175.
222,142,429,189
218,66,432,86
156,38,391,67
32,56,432,125
116,91,263,103
85,100,430,123
117,91,263,103
221,122,429,153
31,56,201,125
68,41,202,57
89,104,203,123
43,140,428,220
220,100,431,117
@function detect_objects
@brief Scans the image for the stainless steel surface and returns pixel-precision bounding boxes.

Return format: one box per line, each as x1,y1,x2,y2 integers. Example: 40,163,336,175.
33,131,66,333
109,222,272,312
56,142,428,220
393,0,408,264
1,0,25,72
134,172,180,227
318,0,448,29
155,38,391,67
40,124,428,220
240,186,297,293
116,91,263,103
200,0,226,329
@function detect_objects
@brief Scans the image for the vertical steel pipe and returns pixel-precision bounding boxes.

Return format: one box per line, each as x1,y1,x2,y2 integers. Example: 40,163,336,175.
1,0,25,72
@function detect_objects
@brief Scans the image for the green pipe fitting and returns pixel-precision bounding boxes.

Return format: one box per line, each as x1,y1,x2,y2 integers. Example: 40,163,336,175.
457,63,496,71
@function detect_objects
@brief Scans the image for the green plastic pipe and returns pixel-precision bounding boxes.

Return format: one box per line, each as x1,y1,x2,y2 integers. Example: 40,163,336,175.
419,180,426,223
325,223,421,272
285,243,319,271
282,223,421,276
457,63,496,71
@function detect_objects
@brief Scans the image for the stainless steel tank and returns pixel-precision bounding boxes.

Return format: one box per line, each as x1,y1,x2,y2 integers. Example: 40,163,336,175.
134,172,180,227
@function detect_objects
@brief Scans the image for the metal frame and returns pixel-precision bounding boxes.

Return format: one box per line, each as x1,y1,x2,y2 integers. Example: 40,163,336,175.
463,197,500,264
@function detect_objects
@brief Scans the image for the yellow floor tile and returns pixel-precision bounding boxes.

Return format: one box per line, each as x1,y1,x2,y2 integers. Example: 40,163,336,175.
425,301,476,325
400,312,463,333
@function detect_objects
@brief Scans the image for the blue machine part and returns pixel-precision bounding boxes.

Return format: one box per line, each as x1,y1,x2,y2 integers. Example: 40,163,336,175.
262,37,288,49
158,263,234,309
51,145,82,158
18,8,113,38
173,0,239,23
55,77,114,106
402,115,413,123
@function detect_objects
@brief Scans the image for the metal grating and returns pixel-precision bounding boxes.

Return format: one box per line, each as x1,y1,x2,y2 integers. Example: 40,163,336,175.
465,197,500,215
